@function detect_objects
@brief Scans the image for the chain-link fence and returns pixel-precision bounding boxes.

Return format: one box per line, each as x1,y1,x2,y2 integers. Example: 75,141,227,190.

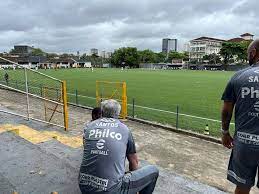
58,88,234,137
0,57,68,130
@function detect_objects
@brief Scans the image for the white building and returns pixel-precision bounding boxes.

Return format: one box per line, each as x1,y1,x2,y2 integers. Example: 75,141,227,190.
183,43,190,52
189,37,225,62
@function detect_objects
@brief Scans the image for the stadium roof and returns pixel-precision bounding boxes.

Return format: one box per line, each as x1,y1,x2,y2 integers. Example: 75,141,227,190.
0,56,46,64
47,57,74,64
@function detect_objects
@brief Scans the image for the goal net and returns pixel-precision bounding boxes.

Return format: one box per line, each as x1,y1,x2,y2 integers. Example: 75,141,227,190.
96,81,127,119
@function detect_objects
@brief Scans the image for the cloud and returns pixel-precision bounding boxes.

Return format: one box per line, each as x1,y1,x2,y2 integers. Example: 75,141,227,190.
0,0,257,53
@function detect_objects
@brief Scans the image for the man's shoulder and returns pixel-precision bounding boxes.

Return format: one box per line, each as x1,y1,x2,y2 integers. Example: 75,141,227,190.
84,118,130,132
116,120,131,133
236,66,256,76
84,119,100,129
116,119,127,127
230,66,254,82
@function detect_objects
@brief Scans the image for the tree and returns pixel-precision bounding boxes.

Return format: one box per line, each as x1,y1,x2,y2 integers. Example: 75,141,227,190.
31,48,46,56
154,52,166,63
138,49,156,63
220,42,233,65
237,41,251,62
220,41,251,66
9,48,15,54
202,54,221,64
46,53,59,58
167,51,188,63
111,47,139,68
182,52,190,61
80,53,103,67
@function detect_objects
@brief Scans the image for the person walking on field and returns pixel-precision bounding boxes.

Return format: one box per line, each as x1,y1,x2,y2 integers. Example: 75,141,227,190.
4,72,9,85
221,39,259,194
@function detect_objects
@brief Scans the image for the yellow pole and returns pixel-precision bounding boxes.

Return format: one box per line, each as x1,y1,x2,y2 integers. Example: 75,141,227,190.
43,87,47,121
122,82,127,119
62,81,69,131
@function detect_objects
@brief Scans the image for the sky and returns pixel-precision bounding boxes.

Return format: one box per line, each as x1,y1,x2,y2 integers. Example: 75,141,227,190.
0,0,258,54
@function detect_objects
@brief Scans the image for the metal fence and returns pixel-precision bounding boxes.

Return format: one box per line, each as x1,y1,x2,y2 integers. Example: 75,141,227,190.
67,90,236,137
0,78,235,137
0,57,68,130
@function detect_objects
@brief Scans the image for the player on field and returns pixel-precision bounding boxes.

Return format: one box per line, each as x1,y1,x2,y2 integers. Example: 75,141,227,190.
4,72,9,85
221,39,259,194
79,99,159,194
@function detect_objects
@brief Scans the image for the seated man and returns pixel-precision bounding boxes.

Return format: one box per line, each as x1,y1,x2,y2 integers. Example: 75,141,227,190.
91,107,102,121
79,99,159,194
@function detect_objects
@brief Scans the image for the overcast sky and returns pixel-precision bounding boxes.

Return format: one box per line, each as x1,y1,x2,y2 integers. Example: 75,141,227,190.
0,0,257,54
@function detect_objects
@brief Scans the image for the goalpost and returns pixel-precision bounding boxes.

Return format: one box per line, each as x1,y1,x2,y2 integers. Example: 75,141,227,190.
96,81,127,119
0,56,69,130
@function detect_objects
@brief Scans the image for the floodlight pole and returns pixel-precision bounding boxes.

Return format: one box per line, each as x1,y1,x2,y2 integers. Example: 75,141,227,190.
24,68,30,120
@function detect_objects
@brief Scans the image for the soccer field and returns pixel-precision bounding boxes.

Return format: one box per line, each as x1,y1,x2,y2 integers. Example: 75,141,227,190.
2,68,235,136
39,68,235,136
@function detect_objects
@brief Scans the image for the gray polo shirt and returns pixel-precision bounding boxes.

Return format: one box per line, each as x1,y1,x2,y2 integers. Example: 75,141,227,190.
222,65,259,146
79,118,136,193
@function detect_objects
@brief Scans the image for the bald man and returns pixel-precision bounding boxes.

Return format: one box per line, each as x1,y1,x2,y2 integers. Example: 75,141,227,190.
221,39,259,194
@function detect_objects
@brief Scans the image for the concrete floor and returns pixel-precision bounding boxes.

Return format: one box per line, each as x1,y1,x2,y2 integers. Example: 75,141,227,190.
0,115,225,194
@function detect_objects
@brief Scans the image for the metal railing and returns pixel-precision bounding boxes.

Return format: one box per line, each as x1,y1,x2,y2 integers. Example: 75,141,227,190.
0,79,234,137
0,57,68,130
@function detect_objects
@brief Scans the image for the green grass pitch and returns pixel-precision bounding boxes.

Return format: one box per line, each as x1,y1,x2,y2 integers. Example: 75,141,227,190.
2,68,235,137
40,68,235,137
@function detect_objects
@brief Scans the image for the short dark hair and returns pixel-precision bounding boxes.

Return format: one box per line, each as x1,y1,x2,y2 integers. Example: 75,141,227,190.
92,107,101,121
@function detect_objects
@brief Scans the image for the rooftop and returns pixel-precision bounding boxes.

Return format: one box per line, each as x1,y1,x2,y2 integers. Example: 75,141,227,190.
228,37,245,43
240,33,254,37
192,36,226,42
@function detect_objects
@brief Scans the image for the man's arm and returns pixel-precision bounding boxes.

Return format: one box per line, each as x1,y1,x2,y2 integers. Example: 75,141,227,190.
221,101,234,149
126,130,138,171
222,101,234,131
127,153,139,171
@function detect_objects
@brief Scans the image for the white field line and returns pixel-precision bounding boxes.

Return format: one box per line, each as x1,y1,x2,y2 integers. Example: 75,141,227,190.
66,93,233,126
67,92,96,100
131,104,234,125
